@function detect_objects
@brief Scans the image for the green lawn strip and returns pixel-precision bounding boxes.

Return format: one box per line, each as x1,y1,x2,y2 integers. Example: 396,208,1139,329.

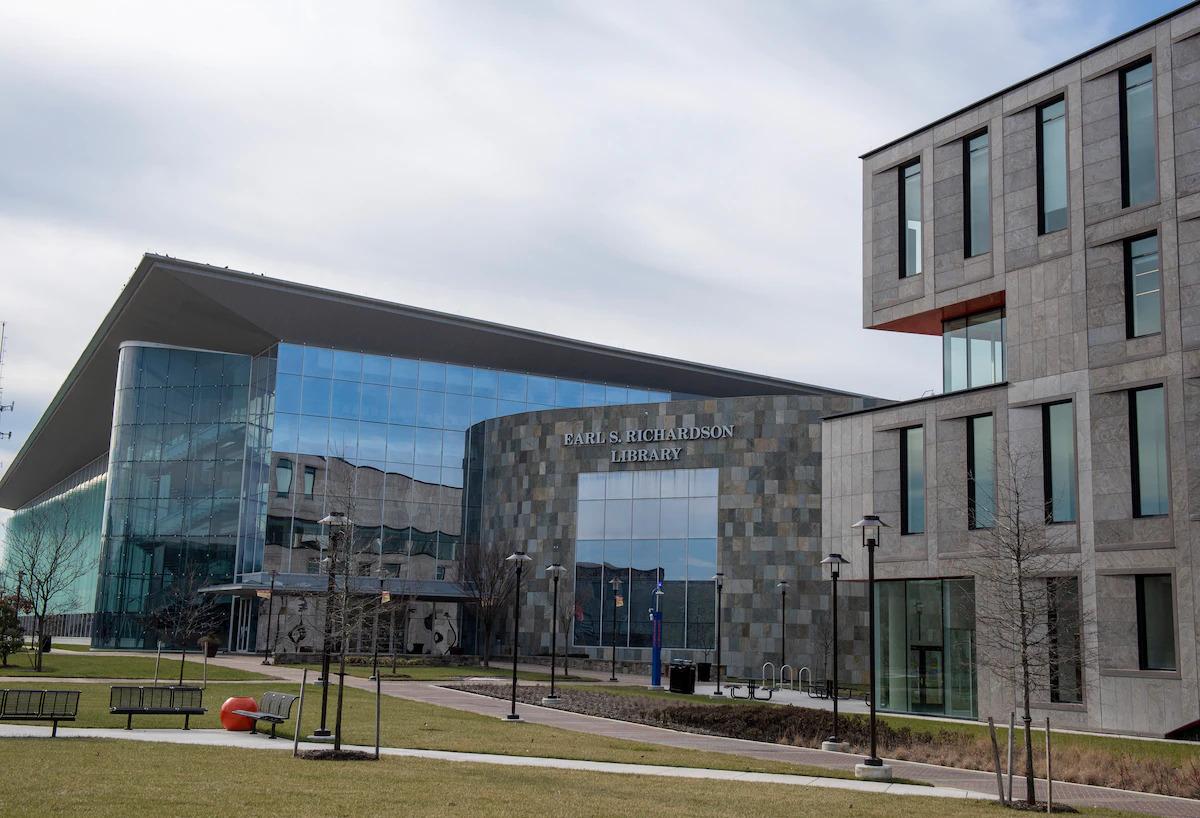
0,739,1145,818
0,681,840,777
276,661,594,683
46,643,92,652
0,653,269,681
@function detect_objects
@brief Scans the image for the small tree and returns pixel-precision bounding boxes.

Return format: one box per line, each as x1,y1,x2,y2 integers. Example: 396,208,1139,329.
4,498,94,671
141,568,225,684
456,539,516,667
0,595,24,666
967,446,1092,807
555,584,576,677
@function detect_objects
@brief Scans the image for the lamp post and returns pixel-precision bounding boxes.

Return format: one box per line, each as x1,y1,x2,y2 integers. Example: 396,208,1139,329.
504,550,532,720
14,570,24,649
820,553,850,751
649,580,664,690
852,514,891,780
608,575,623,682
261,569,278,665
710,572,725,697
776,579,789,673
311,511,352,741
544,562,567,704
370,567,387,682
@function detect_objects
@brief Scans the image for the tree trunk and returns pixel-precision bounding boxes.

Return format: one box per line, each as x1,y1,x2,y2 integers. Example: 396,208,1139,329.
34,605,46,672
334,650,347,752
480,620,492,667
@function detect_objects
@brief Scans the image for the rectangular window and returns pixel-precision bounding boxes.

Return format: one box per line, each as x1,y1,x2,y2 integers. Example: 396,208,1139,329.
1047,577,1083,703
1136,574,1176,671
900,160,922,278
1037,97,1068,234
275,458,293,497
1121,60,1156,208
964,132,990,256
303,466,317,500
967,414,994,529
900,426,925,534
942,309,1005,392
1130,386,1168,517
1042,401,1077,523
1126,234,1161,338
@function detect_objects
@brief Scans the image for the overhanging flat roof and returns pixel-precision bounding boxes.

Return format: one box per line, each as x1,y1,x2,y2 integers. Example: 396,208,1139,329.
0,254,871,509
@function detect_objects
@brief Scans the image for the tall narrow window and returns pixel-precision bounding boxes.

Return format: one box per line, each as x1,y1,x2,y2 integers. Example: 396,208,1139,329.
942,309,1005,392
1121,60,1156,207
967,414,994,529
964,132,990,256
1126,234,1161,338
1037,98,1068,233
1047,577,1083,702
900,426,925,534
1130,386,1168,517
1042,401,1077,523
1136,574,1176,670
275,458,293,497
900,160,922,278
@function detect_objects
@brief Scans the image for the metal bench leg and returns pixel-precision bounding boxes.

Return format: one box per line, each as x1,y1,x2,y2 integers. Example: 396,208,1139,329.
126,714,132,730
269,722,276,740
184,714,190,730
249,721,257,735
52,720,58,738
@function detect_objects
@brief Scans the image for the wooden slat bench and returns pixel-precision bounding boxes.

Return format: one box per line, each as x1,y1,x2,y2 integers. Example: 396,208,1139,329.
230,691,299,739
109,686,206,730
0,689,80,737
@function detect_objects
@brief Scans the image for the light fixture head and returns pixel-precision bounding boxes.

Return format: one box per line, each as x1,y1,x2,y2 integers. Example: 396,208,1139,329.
505,551,533,563
820,552,850,577
712,571,724,589
608,575,623,590
851,513,887,545
319,511,354,527
546,563,567,577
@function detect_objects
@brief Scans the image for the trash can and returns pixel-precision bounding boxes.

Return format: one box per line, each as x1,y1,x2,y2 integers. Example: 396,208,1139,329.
40,635,52,654
668,659,695,694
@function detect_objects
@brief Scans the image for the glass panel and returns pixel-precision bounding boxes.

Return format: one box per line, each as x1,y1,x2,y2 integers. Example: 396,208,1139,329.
527,376,555,405
275,459,293,496
902,161,922,277
942,318,968,393
1128,234,1161,337
498,372,527,402
1047,577,1082,704
966,132,990,256
389,388,417,425
902,427,925,534
573,540,604,647
332,350,362,381
301,377,331,416
298,415,328,456
331,380,361,419
577,501,605,539
444,365,473,395
660,539,686,647
605,471,633,499
944,579,977,718
302,346,333,378
277,343,304,375
604,499,632,539
471,369,498,398
417,361,446,391
582,383,607,406
416,390,444,428
1039,99,1068,233
687,498,717,537
907,580,944,713
386,425,415,464
1132,386,1169,516
631,499,660,538
1044,402,1077,523
361,353,391,384
967,310,1004,388
1122,61,1156,207
633,470,660,498
1138,574,1176,671
555,380,583,407
601,542,630,647
875,580,908,711
360,383,389,423
390,358,419,388
968,415,994,529
414,428,442,466
605,385,629,405
578,473,606,501
443,393,471,431
659,498,689,538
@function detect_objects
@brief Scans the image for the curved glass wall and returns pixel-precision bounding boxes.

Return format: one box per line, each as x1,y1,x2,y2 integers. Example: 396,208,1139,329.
94,345,251,649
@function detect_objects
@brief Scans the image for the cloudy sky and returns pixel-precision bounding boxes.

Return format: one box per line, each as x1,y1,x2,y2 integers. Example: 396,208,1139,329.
0,1,1180,488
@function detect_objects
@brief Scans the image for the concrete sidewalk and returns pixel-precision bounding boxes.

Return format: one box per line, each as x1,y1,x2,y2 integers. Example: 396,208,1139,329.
0,723,987,802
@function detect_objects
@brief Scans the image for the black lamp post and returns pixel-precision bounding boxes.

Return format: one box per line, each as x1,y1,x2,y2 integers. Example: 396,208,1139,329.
14,570,24,649
776,579,788,672
852,514,889,778
504,550,532,720
261,569,278,665
370,567,387,682
545,562,567,702
312,511,352,740
820,553,849,749
711,572,725,696
608,575,623,682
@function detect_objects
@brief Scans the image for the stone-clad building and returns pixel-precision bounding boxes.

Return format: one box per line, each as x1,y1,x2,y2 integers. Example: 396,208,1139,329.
823,3,1200,735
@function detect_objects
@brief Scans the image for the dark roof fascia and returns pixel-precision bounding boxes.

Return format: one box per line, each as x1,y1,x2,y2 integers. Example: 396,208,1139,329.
821,382,1009,422
860,0,1200,160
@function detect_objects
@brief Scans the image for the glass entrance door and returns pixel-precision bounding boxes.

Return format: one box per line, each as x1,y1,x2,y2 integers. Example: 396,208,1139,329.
909,645,944,712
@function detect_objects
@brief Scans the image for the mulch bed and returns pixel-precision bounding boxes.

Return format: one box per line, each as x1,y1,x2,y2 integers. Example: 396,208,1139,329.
296,749,377,761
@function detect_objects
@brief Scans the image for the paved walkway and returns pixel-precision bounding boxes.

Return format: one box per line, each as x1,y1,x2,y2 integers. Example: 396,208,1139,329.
0,724,985,802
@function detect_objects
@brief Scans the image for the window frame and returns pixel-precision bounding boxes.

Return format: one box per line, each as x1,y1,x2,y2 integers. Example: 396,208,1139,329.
963,130,990,258
899,425,925,535
966,413,994,530
1119,57,1156,209
898,159,922,279
1135,573,1176,671
1124,232,1162,339
275,458,293,498
1036,95,1067,235
303,465,317,500
1129,384,1169,519
1041,400,1078,524
1047,576,1084,703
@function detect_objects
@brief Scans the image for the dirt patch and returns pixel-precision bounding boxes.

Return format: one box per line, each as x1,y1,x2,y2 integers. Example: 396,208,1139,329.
296,749,377,761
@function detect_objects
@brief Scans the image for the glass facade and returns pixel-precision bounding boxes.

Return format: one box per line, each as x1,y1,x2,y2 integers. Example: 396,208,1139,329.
1136,574,1176,671
1042,401,1077,523
967,414,994,530
964,132,990,256
900,161,922,277
900,427,925,535
942,309,1004,393
875,577,976,718
1038,98,1068,233
573,469,717,650
1121,60,1156,208
95,345,250,648
1130,386,1168,517
1127,234,1161,338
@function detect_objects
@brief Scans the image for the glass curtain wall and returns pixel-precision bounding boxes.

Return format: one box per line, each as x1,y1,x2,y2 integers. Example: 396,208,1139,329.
573,468,718,650
874,578,976,719
943,309,1005,392
96,345,250,649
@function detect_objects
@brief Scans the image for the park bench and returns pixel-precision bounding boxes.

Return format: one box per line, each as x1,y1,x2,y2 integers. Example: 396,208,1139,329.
230,691,299,739
109,685,206,730
0,689,80,737
727,678,773,701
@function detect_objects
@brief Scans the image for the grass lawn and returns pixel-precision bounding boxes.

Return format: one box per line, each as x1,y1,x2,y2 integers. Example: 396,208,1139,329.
0,653,269,681
0,739,1143,818
0,680,839,777
46,643,92,652
278,660,594,683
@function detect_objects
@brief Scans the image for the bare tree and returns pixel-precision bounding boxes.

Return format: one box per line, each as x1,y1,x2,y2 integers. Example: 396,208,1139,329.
966,445,1092,807
141,568,226,684
457,539,516,667
555,584,576,677
0,594,23,666
4,499,94,671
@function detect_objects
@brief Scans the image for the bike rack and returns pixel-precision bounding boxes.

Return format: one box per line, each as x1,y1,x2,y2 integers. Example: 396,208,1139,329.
761,661,776,689
797,665,812,694
779,664,796,690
